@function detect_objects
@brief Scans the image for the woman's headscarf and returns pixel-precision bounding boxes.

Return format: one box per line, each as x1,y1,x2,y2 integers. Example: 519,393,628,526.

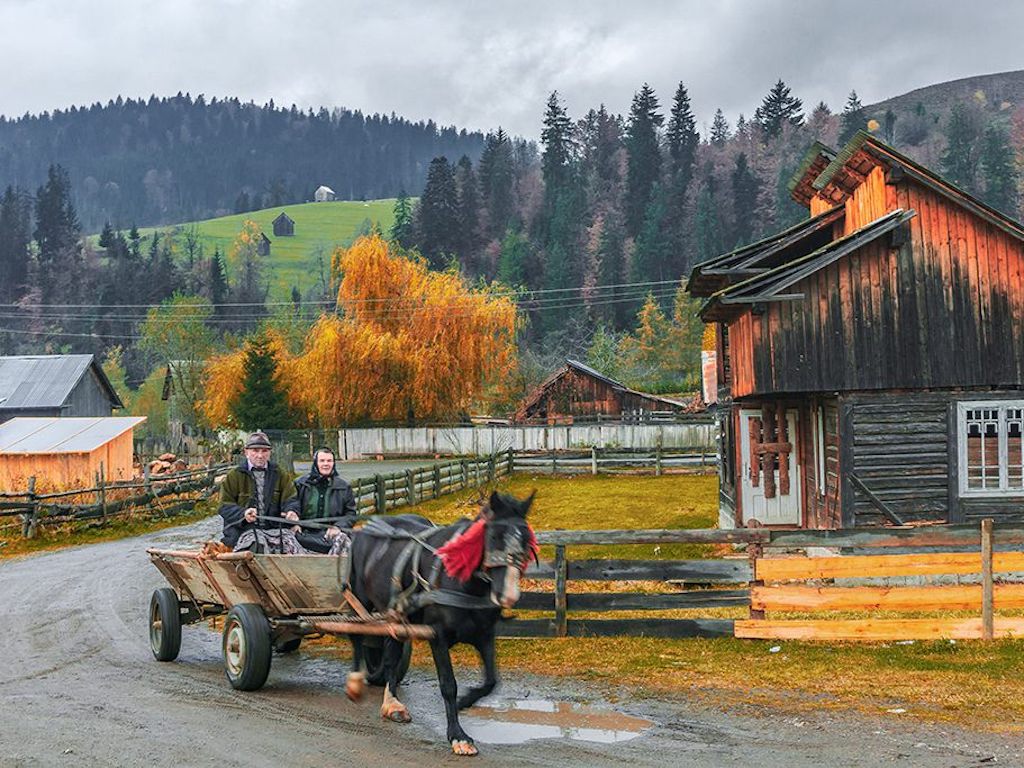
307,447,338,484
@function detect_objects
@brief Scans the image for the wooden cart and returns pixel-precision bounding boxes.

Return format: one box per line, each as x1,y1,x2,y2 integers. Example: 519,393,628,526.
147,548,432,691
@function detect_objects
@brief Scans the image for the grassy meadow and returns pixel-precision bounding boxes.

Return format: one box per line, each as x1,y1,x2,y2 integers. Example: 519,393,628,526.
129,199,398,299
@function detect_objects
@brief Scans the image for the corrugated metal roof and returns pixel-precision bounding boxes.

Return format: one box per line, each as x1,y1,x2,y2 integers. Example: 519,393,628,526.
0,355,122,410
0,416,145,454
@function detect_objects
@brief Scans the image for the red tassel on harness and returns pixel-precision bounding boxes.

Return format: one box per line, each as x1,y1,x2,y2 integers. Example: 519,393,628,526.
437,518,488,582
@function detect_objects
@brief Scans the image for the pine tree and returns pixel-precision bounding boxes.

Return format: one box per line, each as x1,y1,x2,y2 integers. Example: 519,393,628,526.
694,183,724,264
454,155,481,271
231,331,292,430
839,90,865,144
980,121,1018,215
709,109,730,146
754,79,804,139
478,128,515,239
209,247,228,309
730,153,761,247
631,185,670,285
98,221,116,249
33,164,81,302
390,190,414,248
0,186,31,302
128,224,141,260
415,156,460,269
595,212,628,329
541,92,575,200
665,83,699,193
942,103,981,194
624,83,664,237
496,227,531,286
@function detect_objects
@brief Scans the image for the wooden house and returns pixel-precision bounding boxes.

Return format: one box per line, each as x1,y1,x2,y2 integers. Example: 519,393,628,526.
257,232,272,257
314,185,336,202
0,355,123,423
272,212,295,237
514,360,687,423
0,416,145,488
688,131,1024,530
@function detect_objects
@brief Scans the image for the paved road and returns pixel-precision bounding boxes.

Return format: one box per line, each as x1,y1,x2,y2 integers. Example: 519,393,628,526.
0,519,1018,767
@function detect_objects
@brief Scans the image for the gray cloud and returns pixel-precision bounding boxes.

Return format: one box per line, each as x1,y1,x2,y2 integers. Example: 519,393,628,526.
0,0,1019,137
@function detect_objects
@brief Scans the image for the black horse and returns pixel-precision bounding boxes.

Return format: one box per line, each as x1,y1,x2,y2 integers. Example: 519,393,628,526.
345,490,537,756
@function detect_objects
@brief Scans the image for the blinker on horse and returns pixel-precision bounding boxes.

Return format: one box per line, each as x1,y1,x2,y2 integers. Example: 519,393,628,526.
345,489,538,756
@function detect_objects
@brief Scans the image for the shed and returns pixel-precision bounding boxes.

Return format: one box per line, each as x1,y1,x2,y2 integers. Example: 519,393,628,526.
0,416,146,488
514,360,686,423
272,212,295,237
688,131,1024,530
314,185,336,202
0,355,123,423
257,232,271,257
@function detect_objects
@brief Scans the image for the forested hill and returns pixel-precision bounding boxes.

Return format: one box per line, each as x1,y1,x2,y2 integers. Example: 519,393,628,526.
0,94,484,231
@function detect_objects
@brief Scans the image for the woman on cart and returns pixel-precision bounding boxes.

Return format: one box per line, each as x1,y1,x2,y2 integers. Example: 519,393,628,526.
283,446,358,554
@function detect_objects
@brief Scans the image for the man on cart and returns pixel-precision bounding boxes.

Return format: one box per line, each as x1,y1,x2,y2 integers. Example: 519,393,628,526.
218,431,296,549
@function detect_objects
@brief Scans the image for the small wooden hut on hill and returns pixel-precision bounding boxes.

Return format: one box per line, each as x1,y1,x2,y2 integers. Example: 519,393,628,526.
514,360,687,424
272,212,295,237
688,131,1024,530
0,416,145,488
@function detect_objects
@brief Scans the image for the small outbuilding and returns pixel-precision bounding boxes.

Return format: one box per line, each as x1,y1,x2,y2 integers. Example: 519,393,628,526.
0,416,146,488
257,232,272,257
272,212,295,237
0,355,123,423
314,185,336,202
514,360,687,424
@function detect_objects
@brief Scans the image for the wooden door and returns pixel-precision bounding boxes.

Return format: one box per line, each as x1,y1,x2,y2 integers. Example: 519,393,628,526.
739,408,801,525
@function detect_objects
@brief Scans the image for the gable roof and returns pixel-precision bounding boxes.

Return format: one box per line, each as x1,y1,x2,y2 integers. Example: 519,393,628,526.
0,355,123,411
688,205,844,297
272,211,294,224
700,209,916,322
0,416,144,454
787,141,838,206
315,185,335,195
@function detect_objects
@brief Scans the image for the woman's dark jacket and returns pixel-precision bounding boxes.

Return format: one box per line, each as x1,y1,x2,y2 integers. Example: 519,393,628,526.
284,468,358,551
218,460,296,547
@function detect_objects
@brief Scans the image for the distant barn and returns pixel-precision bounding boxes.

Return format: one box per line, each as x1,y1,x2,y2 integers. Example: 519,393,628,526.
272,212,295,237
0,416,145,487
0,355,123,423
314,185,336,202
515,360,686,424
257,232,271,257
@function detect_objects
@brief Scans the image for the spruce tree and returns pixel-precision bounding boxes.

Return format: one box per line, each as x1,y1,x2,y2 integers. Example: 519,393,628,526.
33,164,81,302
665,83,699,193
98,221,116,249
232,331,292,430
390,190,415,248
839,90,865,144
980,121,1018,215
478,128,515,239
541,92,575,199
631,186,670,285
941,103,981,194
496,227,531,286
731,153,761,247
754,79,804,139
0,186,31,302
454,156,481,271
209,247,228,309
709,109,730,146
624,83,664,237
415,156,460,269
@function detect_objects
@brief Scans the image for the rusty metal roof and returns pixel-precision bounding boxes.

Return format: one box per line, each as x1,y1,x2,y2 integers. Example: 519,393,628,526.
0,416,145,454
0,355,123,410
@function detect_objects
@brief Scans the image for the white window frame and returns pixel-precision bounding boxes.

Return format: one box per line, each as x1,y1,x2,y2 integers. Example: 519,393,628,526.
957,400,1024,498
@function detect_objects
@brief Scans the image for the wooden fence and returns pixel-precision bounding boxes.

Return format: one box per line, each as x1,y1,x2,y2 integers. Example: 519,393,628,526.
0,463,233,539
511,446,715,475
498,521,1024,642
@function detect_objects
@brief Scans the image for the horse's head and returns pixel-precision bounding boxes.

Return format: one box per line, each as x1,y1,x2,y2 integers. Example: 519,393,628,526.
436,489,538,609
481,490,537,609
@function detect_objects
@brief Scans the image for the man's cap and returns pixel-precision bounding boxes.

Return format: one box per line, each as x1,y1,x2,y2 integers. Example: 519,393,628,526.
245,431,272,449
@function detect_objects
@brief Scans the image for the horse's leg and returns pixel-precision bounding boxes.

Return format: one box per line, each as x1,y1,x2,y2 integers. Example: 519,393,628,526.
457,627,498,711
346,635,367,701
429,635,477,756
379,638,412,723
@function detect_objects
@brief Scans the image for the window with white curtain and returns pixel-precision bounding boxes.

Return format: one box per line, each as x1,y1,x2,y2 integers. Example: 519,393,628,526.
958,401,1024,496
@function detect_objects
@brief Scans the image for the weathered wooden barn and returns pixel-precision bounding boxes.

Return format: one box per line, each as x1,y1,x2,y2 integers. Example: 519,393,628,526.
689,131,1024,530
272,211,295,237
0,355,123,423
256,232,272,256
314,185,336,202
0,416,145,488
514,360,687,423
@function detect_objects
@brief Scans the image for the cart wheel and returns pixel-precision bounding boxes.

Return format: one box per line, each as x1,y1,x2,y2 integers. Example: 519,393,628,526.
149,588,182,662
274,637,302,654
364,638,412,686
222,604,272,691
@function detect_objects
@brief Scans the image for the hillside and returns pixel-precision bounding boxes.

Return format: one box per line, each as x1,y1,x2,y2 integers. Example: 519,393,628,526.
139,199,398,298
866,69,1024,121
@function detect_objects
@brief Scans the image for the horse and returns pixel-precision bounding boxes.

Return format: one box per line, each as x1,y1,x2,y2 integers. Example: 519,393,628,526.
345,490,538,756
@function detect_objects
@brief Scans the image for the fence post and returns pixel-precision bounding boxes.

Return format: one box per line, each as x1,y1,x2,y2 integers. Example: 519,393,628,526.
981,517,994,640
143,462,152,498
591,445,598,476
487,455,496,484
551,450,557,475
375,474,386,514
97,463,107,523
433,465,442,498
406,468,417,506
21,476,38,539
460,459,469,490
507,448,514,476
747,542,765,620
655,443,663,476
554,544,568,638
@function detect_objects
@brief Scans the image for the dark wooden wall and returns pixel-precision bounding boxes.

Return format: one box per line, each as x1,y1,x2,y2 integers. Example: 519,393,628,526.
63,368,117,417
798,397,841,528
728,175,1024,398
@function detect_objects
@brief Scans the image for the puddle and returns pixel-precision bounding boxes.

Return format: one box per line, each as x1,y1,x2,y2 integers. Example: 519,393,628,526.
462,700,654,744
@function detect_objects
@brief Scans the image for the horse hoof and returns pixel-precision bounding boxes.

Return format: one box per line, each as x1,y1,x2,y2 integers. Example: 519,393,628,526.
346,673,366,701
451,739,478,756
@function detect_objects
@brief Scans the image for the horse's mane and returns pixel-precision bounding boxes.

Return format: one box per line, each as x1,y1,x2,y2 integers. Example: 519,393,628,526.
437,516,539,583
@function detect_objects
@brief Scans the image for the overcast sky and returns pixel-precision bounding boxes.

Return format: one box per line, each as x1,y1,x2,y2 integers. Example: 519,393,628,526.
0,0,1021,138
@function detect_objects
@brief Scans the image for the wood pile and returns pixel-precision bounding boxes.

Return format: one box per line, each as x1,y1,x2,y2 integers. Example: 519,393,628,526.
146,453,190,476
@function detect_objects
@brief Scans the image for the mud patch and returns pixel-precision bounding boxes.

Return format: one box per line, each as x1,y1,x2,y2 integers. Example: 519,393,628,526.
462,700,653,744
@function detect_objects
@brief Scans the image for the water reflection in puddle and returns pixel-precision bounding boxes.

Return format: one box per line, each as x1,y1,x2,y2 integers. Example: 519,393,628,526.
463,700,653,744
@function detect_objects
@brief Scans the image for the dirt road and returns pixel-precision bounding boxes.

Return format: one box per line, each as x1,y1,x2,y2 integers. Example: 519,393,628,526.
0,518,1018,767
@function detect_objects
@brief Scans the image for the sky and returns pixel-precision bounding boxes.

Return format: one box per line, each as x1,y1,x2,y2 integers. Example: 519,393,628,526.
0,0,1021,138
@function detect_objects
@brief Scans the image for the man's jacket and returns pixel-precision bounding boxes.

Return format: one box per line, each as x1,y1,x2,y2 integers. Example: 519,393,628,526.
219,460,295,547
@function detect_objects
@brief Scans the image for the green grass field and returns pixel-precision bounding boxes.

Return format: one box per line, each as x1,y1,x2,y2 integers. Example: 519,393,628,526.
133,199,398,298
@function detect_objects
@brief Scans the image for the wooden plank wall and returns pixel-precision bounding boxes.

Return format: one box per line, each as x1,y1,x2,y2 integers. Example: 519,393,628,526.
798,397,841,528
